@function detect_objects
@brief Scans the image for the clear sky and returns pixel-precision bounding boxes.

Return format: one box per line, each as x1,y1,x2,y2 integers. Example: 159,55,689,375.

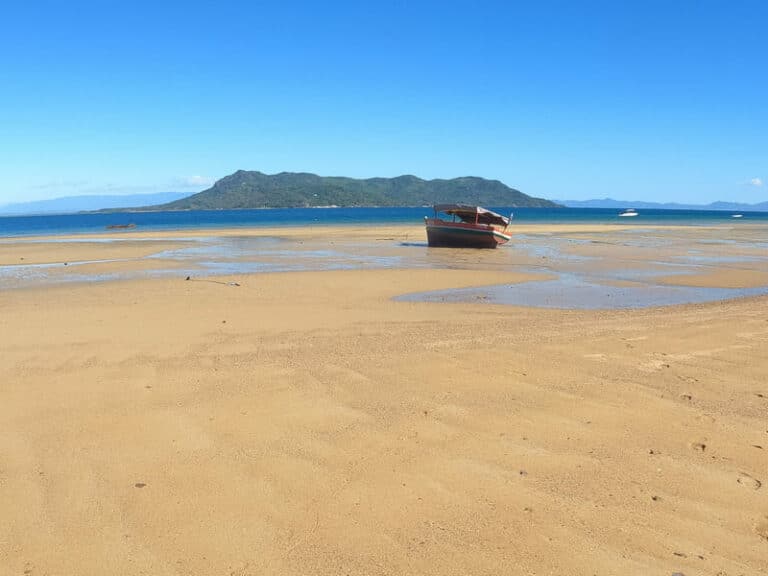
1,0,766,205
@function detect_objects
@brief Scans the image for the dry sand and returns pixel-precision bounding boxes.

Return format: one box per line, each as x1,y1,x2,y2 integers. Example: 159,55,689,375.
1,225,767,575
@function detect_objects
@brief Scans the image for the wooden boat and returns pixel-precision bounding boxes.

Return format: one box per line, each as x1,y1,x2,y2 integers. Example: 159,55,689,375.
425,204,512,248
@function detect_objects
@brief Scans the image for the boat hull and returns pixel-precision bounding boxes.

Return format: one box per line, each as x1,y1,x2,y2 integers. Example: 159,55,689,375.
425,220,511,249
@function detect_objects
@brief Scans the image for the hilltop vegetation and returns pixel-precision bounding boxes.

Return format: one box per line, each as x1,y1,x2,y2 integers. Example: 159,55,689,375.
148,171,558,210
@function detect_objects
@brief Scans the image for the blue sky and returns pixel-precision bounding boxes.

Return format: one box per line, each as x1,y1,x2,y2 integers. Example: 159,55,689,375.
0,0,765,205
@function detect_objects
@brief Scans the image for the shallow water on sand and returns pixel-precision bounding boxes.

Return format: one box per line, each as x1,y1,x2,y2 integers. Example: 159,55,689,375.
396,271,768,309
3,227,768,309
399,227,768,308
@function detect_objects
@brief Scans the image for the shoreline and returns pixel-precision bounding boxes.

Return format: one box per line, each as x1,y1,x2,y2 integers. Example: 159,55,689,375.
2,223,768,297
1,220,758,242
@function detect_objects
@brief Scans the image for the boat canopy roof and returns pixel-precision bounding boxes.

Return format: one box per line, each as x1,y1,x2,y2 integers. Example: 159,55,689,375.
433,204,511,226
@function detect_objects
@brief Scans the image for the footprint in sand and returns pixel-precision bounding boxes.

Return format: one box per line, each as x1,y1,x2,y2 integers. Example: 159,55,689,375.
691,441,707,452
755,516,768,541
737,472,762,490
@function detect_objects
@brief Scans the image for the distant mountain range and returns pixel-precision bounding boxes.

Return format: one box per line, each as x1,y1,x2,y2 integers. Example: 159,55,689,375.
6,184,766,216
136,170,558,210
0,192,191,215
558,198,768,211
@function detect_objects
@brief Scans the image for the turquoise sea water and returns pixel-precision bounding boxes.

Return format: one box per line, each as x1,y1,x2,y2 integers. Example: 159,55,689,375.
1,206,767,237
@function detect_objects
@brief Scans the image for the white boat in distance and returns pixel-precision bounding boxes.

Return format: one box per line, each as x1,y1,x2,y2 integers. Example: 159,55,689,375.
619,208,638,217
731,214,743,218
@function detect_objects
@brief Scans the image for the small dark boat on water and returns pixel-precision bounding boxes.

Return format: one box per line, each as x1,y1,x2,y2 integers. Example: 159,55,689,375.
424,204,512,248
105,223,136,230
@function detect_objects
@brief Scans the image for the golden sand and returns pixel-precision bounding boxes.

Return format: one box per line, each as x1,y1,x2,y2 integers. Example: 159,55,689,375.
0,240,192,267
1,224,767,575
657,269,768,289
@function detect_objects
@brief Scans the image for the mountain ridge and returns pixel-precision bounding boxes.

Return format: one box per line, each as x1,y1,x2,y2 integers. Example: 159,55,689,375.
141,170,559,210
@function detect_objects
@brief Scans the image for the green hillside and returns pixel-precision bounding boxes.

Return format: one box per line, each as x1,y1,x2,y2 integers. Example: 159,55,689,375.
148,171,559,210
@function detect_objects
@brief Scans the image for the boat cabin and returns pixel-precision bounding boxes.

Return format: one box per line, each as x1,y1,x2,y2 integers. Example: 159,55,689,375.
430,204,511,229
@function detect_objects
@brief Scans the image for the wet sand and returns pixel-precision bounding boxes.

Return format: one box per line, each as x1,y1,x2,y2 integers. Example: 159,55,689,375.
1,224,767,575
0,239,192,267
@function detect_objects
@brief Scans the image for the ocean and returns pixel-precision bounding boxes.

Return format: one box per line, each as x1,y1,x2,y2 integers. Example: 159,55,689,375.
1,206,767,237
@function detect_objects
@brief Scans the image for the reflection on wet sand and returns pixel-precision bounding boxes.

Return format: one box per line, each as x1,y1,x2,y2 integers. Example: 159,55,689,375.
2,224,768,308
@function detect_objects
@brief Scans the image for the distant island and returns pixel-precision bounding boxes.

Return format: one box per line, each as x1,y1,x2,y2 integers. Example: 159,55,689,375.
558,198,768,211
10,174,765,216
121,170,559,211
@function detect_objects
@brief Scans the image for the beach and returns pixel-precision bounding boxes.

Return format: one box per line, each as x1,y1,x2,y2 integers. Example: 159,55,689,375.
1,224,767,575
